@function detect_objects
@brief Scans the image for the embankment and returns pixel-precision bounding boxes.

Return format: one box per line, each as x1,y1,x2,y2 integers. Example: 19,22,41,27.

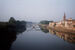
49,26,75,34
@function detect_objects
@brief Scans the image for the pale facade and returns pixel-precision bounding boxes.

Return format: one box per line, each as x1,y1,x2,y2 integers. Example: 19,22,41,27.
49,22,56,27
49,13,75,29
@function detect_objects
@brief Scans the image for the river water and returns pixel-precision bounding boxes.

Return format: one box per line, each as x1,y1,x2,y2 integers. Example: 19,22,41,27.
10,26,75,50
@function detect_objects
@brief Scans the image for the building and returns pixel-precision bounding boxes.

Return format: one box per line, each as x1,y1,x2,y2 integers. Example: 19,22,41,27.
61,13,75,28
49,13,75,29
49,22,56,27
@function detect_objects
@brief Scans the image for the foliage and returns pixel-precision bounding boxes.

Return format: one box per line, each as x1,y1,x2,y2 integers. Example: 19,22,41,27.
40,20,53,24
9,17,16,24
0,17,27,50
0,17,26,33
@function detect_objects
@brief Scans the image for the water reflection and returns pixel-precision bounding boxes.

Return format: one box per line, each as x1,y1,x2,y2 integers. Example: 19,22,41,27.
0,25,26,50
10,25,75,50
49,29,75,44
26,25,41,32
39,26,49,33
40,27,49,33
40,26,75,44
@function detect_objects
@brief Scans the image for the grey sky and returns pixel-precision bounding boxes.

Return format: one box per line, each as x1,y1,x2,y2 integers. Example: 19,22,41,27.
0,0,75,22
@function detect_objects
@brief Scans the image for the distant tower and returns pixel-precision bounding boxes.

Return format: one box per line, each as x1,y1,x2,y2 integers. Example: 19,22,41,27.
63,13,66,26
63,13,66,21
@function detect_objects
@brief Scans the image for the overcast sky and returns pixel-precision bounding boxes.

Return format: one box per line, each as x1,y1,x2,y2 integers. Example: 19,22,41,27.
0,0,75,22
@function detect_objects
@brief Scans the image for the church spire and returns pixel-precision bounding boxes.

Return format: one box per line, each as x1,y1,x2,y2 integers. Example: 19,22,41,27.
63,13,66,21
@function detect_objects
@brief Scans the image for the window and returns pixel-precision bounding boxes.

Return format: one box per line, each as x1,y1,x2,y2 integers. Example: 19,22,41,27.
73,25,75,27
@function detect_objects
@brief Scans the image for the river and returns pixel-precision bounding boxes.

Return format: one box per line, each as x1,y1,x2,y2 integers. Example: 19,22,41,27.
10,25,75,50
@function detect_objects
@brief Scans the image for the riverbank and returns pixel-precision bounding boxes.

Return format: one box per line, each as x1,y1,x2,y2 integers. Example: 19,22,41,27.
0,17,26,50
39,24,75,44
49,26,75,34
39,24,75,34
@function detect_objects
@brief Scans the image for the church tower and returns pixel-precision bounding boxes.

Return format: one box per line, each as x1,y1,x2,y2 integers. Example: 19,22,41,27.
63,13,66,21
63,13,66,26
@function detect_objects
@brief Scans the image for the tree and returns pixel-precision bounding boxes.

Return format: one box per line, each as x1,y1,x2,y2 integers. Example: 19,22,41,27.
40,20,53,24
9,17,16,24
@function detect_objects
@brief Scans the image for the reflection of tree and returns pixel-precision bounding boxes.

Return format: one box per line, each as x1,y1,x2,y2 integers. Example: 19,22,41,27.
39,26,49,33
0,23,26,50
0,25,16,50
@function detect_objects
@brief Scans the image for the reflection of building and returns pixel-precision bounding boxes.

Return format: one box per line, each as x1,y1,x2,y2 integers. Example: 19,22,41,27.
56,32,75,43
49,29,75,43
